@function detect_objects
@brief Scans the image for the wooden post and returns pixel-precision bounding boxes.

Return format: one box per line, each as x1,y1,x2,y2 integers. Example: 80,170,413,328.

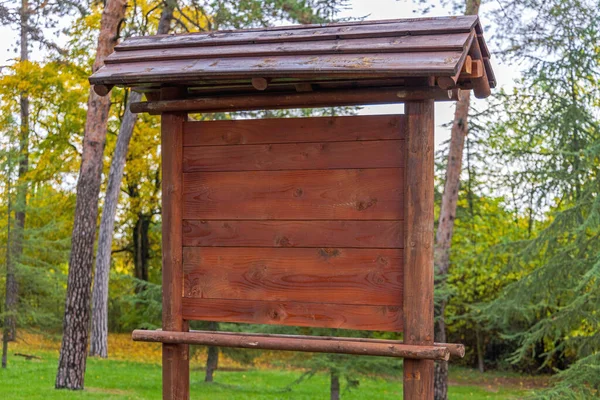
403,100,435,399
161,111,189,400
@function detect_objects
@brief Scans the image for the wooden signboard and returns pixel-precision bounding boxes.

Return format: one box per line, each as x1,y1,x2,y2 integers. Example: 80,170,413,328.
90,14,495,400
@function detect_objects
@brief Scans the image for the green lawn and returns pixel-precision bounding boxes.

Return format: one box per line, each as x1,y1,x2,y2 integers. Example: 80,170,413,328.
0,350,537,399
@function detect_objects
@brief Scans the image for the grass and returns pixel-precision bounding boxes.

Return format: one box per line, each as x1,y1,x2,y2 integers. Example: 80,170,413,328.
0,333,544,399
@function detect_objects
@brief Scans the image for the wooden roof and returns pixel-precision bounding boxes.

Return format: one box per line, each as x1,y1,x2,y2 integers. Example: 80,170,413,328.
90,15,496,108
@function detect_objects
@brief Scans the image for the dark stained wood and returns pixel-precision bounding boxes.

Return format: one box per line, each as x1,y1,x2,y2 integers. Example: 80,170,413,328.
91,51,464,86
130,86,457,114
182,140,404,172
468,38,492,99
182,168,404,220
106,33,471,64
133,330,449,360
182,220,403,248
161,112,189,400
403,101,435,399
251,77,270,91
116,16,478,51
181,297,403,332
183,115,405,147
183,247,403,305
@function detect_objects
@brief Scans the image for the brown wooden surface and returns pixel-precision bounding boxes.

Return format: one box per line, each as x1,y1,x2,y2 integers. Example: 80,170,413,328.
131,87,457,114
92,51,463,86
182,297,403,331
183,140,404,172
161,111,189,400
181,330,465,358
133,330,448,360
183,247,402,305
182,220,403,248
106,33,470,64
116,16,478,51
183,115,404,147
182,168,403,220
403,101,435,399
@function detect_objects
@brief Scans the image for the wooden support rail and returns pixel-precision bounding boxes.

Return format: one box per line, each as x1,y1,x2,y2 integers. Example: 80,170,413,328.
130,87,461,114
132,330,454,361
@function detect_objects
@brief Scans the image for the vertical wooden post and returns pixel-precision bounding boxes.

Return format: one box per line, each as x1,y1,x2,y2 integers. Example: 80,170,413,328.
161,111,189,400
403,100,435,399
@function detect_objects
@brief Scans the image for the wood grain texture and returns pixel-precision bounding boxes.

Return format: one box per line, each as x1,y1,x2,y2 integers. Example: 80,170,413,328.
115,16,477,50
182,168,404,220
183,115,404,146
90,51,464,86
106,34,470,64
160,112,189,400
403,100,435,399
182,220,403,248
183,140,404,172
182,297,403,332
183,247,403,305
133,330,448,360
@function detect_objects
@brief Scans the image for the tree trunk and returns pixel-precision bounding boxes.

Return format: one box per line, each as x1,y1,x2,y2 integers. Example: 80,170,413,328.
133,212,151,284
2,156,13,369
330,370,340,400
89,1,176,359
55,0,127,390
204,321,219,382
89,91,142,358
475,324,485,373
4,0,30,349
433,1,481,397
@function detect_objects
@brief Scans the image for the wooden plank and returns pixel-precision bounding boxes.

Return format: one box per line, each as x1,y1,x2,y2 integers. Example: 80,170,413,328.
106,33,470,64
182,168,404,220
116,16,477,51
183,115,404,147
181,297,403,332
131,86,457,114
403,101,435,399
183,247,403,305
183,140,405,172
182,220,403,248
90,51,464,86
160,111,189,400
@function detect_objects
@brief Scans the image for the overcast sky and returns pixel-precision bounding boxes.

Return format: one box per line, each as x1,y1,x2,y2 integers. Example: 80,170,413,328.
0,0,519,148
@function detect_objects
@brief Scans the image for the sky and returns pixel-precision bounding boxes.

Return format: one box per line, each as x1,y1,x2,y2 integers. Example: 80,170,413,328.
0,0,520,149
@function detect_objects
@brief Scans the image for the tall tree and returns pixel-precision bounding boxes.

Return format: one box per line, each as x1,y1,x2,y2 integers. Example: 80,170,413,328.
90,0,176,358
478,0,600,397
433,1,481,398
55,0,128,390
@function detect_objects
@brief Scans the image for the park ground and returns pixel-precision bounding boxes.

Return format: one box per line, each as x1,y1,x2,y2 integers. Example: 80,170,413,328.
0,333,549,399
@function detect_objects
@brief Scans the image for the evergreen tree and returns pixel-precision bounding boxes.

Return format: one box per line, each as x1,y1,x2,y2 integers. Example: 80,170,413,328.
477,0,600,397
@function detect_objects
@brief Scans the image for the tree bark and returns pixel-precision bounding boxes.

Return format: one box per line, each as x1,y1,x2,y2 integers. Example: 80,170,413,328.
89,91,142,358
55,0,127,390
2,154,13,369
89,0,176,359
204,321,219,382
434,3,480,397
330,370,340,400
133,212,151,283
4,0,30,350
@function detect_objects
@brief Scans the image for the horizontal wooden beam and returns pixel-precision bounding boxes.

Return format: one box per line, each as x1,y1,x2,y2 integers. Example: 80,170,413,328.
132,329,459,361
130,87,461,114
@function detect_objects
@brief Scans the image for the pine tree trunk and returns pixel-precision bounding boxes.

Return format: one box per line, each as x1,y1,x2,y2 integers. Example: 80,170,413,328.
4,0,30,348
475,325,485,373
133,213,151,284
89,1,175,358
204,346,219,382
55,0,127,390
204,321,219,382
330,370,340,400
2,160,13,369
89,91,142,358
433,2,481,398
